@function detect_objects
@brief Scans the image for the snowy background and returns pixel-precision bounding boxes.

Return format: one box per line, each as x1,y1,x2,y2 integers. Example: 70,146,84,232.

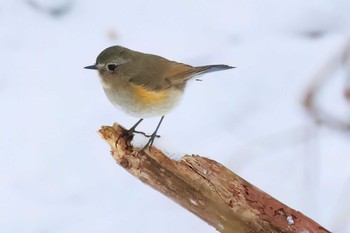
1,0,350,232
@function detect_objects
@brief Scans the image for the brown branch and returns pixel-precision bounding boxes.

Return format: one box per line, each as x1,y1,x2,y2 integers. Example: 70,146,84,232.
98,123,331,233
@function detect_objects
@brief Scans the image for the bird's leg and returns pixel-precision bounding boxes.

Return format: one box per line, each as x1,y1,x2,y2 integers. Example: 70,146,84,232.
127,118,144,134
129,118,160,138
141,116,164,150
116,119,144,147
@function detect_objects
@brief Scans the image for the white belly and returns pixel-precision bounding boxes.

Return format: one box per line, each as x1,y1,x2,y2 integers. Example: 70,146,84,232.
101,80,183,118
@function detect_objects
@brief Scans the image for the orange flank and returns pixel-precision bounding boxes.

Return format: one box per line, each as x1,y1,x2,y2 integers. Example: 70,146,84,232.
131,84,169,106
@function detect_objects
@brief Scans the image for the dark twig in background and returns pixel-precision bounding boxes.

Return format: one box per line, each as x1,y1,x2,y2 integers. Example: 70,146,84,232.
304,37,350,132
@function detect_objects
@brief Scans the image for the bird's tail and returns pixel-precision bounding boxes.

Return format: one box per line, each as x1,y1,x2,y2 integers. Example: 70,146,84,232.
168,64,235,85
194,64,235,75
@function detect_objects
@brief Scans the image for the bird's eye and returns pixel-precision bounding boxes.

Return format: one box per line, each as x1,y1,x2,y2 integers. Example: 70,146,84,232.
107,63,118,71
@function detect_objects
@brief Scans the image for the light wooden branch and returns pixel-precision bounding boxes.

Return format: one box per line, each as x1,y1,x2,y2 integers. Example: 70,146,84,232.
99,124,331,233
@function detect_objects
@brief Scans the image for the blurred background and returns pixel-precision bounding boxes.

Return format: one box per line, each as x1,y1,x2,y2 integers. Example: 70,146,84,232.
1,0,350,232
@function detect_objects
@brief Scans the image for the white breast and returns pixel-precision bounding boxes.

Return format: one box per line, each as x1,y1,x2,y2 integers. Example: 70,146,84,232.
100,77,184,118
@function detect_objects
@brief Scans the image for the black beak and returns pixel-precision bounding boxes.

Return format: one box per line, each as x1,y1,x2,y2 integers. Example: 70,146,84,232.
84,64,97,70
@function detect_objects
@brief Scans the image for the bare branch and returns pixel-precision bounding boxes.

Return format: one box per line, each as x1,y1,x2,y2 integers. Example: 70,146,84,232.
98,124,331,233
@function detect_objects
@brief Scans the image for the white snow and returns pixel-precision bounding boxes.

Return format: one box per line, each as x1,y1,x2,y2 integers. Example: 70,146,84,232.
1,0,350,232
287,215,294,225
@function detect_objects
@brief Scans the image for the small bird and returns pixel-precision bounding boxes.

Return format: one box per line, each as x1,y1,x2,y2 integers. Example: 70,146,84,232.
85,45,234,149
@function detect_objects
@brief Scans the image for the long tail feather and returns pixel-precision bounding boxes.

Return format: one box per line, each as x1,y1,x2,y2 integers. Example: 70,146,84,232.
194,64,235,75
168,64,235,85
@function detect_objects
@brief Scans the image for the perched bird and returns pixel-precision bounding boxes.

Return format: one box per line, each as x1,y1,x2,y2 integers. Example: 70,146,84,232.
85,45,234,149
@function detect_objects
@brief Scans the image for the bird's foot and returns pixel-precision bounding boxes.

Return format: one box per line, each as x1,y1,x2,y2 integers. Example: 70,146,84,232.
141,131,159,151
115,128,134,148
133,130,160,138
